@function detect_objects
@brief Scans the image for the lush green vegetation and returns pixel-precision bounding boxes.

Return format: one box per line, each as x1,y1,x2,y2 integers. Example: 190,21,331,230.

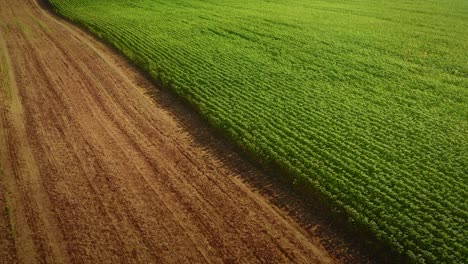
48,0,468,262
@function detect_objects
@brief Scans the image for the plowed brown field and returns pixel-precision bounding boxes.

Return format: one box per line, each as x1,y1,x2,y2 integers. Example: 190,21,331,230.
0,1,370,263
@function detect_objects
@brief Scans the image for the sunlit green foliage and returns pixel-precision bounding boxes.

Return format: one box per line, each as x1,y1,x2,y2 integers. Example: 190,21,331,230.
48,0,468,262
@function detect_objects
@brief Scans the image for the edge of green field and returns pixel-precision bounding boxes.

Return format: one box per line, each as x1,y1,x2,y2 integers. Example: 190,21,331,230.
46,0,468,263
51,8,406,257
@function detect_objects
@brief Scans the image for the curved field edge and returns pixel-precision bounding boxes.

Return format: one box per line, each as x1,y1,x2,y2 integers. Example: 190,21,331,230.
46,0,468,263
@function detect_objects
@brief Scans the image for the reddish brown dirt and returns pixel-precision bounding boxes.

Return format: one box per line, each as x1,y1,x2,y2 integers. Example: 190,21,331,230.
0,1,375,263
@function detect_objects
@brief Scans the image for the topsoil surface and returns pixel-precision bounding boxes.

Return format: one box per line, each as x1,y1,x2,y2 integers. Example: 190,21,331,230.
0,0,376,263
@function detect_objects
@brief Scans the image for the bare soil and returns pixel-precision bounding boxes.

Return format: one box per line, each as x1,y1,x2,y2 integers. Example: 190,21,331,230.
0,0,376,263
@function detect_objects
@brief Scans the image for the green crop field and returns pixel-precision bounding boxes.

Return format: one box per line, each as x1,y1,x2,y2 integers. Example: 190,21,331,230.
48,0,467,262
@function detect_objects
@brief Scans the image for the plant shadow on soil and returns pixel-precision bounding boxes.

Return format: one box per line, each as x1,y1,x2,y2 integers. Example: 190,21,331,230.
141,77,394,264
39,0,403,262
